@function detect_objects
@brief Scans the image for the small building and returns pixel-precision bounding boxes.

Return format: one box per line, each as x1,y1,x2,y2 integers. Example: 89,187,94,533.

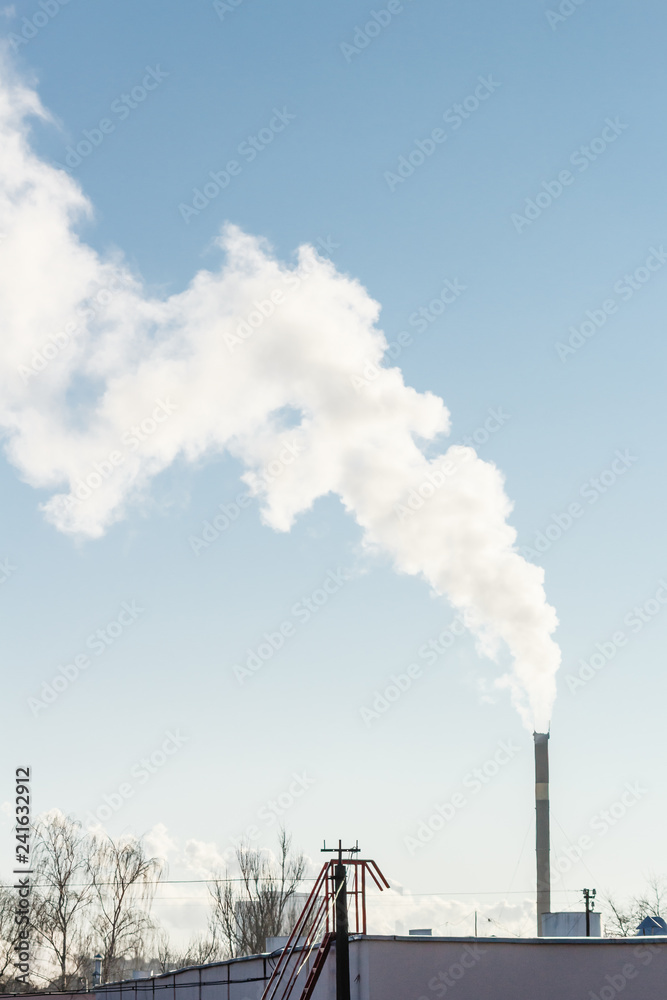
637,915,667,936
542,911,601,937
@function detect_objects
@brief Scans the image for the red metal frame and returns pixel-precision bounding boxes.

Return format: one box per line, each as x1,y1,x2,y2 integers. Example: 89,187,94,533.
261,858,389,1000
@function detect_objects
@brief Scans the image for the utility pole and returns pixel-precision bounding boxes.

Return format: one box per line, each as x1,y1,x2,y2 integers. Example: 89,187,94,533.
583,888,596,937
322,840,359,1000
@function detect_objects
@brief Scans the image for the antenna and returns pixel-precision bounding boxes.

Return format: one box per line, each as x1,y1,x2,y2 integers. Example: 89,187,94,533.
321,839,360,863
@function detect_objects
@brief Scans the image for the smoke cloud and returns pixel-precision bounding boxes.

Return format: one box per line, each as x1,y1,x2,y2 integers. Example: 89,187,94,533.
0,59,559,728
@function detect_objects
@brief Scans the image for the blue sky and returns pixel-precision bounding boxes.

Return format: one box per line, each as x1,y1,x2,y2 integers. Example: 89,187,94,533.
1,0,667,939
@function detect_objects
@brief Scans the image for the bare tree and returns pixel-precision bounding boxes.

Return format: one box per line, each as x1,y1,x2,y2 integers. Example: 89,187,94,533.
175,931,223,969
634,873,666,922
153,930,178,974
208,831,306,958
90,835,164,983
0,884,17,984
602,894,638,937
31,814,93,989
0,882,28,992
154,927,223,973
603,874,667,937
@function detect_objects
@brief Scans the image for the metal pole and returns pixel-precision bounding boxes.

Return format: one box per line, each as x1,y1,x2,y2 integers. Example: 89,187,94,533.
583,889,595,937
321,838,360,1000
335,862,351,1000
361,865,367,935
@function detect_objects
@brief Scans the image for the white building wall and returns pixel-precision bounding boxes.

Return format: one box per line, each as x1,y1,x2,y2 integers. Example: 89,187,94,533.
542,911,602,937
16,936,667,1000
361,936,667,1000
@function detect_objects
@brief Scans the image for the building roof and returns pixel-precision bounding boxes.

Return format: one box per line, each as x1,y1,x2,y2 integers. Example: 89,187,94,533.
637,916,667,935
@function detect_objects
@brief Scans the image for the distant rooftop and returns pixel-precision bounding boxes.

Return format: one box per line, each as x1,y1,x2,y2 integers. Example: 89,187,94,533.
637,915,667,935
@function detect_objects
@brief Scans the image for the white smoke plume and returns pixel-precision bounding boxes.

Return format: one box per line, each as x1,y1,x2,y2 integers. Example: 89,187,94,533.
0,59,559,728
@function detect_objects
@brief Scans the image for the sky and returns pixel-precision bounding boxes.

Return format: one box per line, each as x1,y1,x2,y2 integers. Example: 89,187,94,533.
1,0,667,945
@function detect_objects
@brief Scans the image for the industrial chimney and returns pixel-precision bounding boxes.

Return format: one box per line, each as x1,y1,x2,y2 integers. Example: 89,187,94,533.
533,732,550,936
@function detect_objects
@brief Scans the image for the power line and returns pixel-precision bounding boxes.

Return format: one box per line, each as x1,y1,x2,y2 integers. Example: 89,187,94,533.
353,889,583,898
1,876,320,889
3,875,583,896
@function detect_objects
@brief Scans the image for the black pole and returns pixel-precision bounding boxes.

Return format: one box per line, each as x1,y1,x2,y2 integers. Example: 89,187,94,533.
335,863,351,1000
322,839,358,1000
583,888,595,937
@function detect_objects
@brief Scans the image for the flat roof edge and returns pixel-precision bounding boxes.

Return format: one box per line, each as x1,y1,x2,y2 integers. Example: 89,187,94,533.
353,934,667,945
